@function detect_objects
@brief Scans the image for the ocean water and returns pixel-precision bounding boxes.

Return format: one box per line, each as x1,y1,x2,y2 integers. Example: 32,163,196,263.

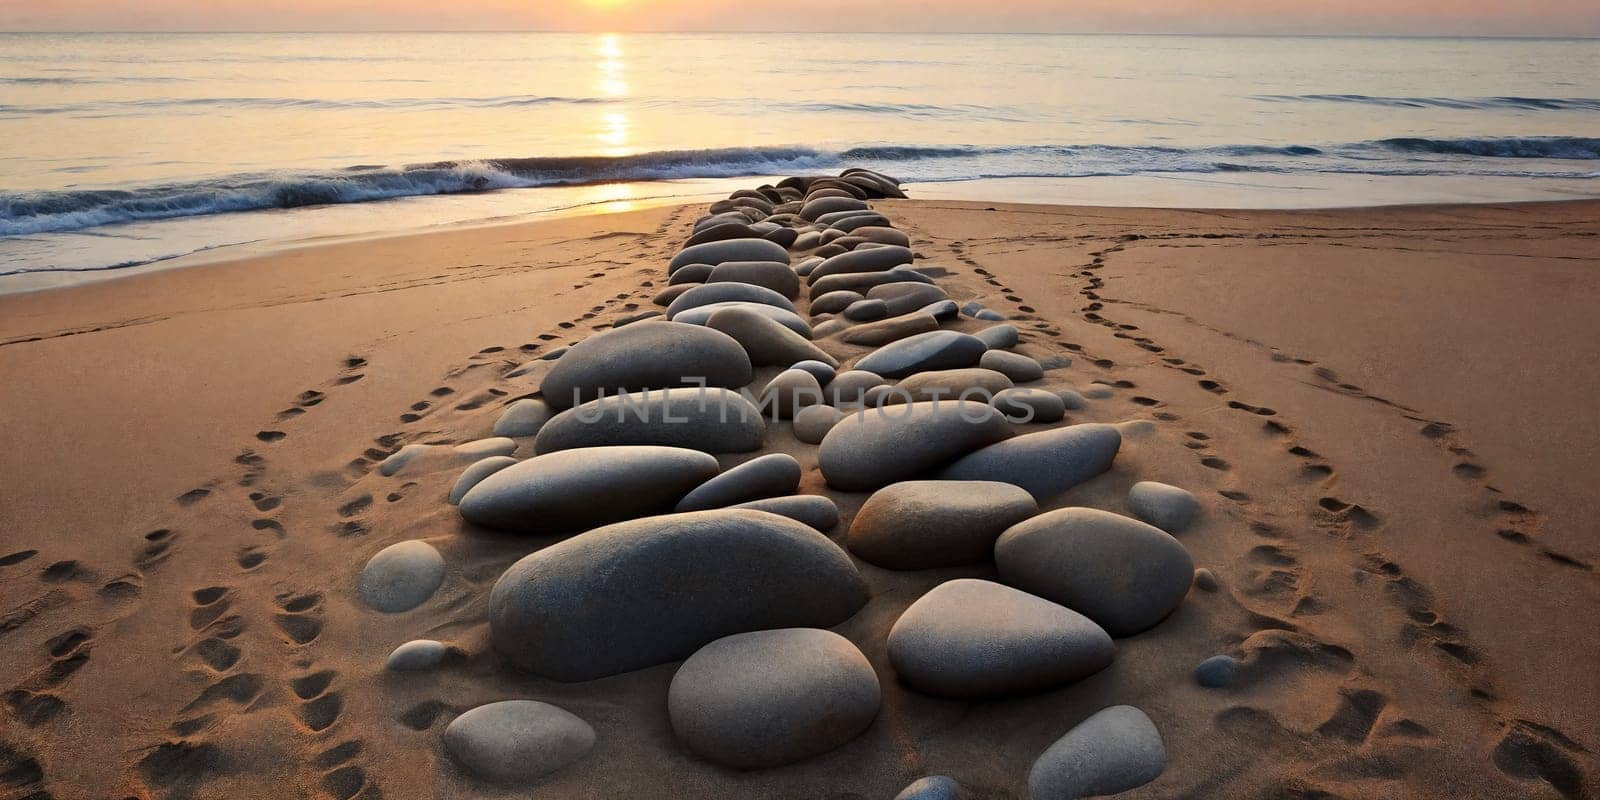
2,33,1598,287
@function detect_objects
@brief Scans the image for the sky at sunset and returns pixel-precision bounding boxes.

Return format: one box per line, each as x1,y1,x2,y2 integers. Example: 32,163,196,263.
3,0,1598,36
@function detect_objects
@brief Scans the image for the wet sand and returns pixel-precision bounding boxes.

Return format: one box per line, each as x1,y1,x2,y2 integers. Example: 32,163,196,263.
1,198,1597,799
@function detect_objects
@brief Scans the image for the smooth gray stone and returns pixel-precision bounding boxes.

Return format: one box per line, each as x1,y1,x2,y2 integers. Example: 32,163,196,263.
832,214,896,233
800,196,870,221
492,398,554,438
448,456,518,505
961,301,984,317
809,246,914,283
489,510,868,680
669,263,715,285
867,282,948,316
844,298,889,321
535,388,765,454
670,238,789,273
676,453,801,512
1082,384,1116,399
974,324,1020,350
1058,390,1088,410
693,212,751,233
975,309,1006,321
991,387,1067,424
386,639,456,671
920,299,959,321
996,508,1195,637
981,349,1044,382
759,368,825,421
653,283,696,306
819,228,851,246
379,438,517,477
887,368,1014,405
706,307,836,367
539,346,569,361
444,700,595,783
730,495,839,531
938,423,1122,501
1193,568,1219,592
852,226,911,247
812,318,851,338
1195,655,1239,688
818,401,1011,492
358,540,445,613
613,310,662,328
793,231,824,251
672,302,812,338
540,321,751,411
1128,481,1200,534
460,446,718,534
811,290,864,315
668,628,880,769
895,776,961,800
808,267,932,300
667,282,797,319
839,312,939,347
794,255,824,275
684,222,762,248
824,369,886,407
1028,706,1165,800
855,330,988,379
848,480,1036,569
860,384,897,408
820,211,889,228
763,227,799,248
711,196,772,215
789,359,836,385
793,403,844,444
887,579,1115,698
707,260,800,299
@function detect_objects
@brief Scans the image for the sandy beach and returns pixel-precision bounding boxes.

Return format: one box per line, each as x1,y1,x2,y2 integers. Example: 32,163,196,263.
2,194,1597,799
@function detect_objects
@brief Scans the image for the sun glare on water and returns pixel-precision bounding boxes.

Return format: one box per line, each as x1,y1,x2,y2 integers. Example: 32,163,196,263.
583,0,630,9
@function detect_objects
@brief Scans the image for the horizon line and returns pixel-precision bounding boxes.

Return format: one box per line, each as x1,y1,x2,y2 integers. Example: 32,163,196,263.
2,30,1598,39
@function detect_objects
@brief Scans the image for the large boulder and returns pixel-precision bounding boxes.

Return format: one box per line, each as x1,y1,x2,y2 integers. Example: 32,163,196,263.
666,282,797,319
357,540,445,613
488,510,869,680
818,401,1010,492
848,481,1036,569
676,453,801,512
996,508,1194,636
706,307,836,368
443,700,595,783
668,628,880,769
459,446,718,534
707,260,800,299
938,423,1121,501
540,322,751,410
887,579,1115,699
809,246,914,282
855,331,988,379
1028,706,1165,800
670,238,789,273
670,301,812,338
534,388,765,454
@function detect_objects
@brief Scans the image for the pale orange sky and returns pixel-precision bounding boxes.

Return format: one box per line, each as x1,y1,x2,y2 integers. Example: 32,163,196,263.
3,0,1598,35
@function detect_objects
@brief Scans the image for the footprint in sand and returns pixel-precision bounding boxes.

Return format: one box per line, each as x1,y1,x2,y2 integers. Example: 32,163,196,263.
274,592,324,645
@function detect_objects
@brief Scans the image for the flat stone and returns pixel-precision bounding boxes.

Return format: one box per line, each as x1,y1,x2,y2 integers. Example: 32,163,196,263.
540,321,752,410
981,350,1043,382
459,445,718,534
669,628,879,769
706,307,836,367
793,404,844,444
1027,706,1165,800
667,282,797,319
1127,481,1200,533
794,231,824,251
991,388,1067,424
808,267,933,300
676,453,801,512
386,639,458,671
848,481,1037,569
843,298,889,321
379,437,517,477
974,325,1019,350
800,196,870,221
938,423,1122,501
671,301,813,338
855,331,988,379
535,388,765,454
823,369,886,407
811,290,864,315
886,368,1014,405
443,700,595,783
684,222,762,248
489,510,868,680
851,226,911,247
670,238,789,273
920,300,959,321
827,212,892,231
996,508,1195,636
1195,655,1239,688
447,456,518,505
358,540,445,613
730,495,840,531
707,260,800,299
895,776,961,800
809,245,914,282
866,282,948,316
838,312,936,347
818,401,1011,492
789,359,836,385
887,579,1115,698
492,399,554,438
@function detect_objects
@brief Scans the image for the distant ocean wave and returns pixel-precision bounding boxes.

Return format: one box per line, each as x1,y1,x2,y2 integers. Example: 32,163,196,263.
1253,94,1600,112
5,138,1598,237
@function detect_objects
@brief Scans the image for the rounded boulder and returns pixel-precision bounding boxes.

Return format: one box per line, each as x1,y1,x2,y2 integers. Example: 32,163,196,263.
534,388,765,454
539,322,752,410
818,401,1010,492
444,700,595,783
855,331,988,379
849,480,1037,569
459,445,718,534
1028,706,1165,800
938,423,1121,501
